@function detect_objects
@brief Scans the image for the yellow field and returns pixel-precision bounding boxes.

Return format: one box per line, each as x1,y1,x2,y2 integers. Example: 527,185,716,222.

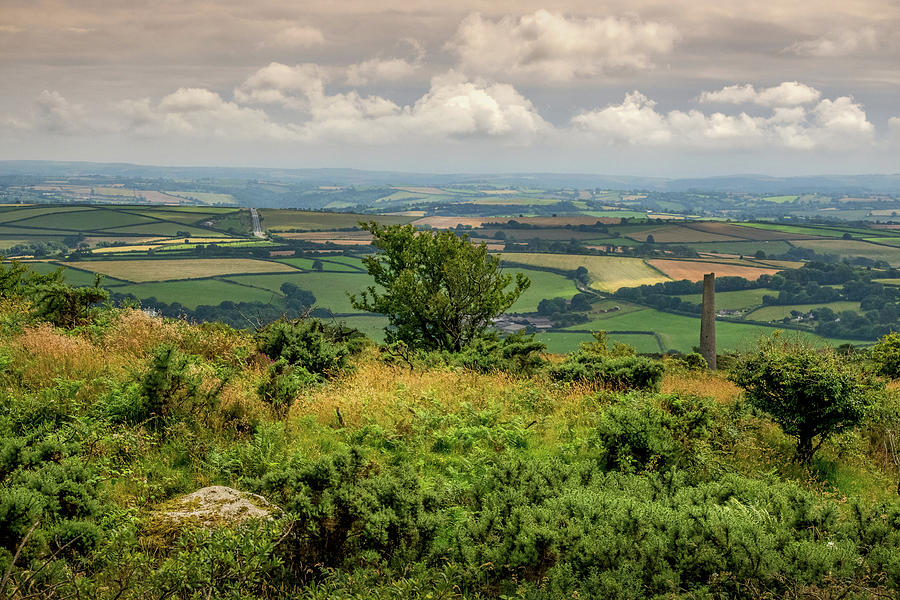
60,258,297,282
499,253,669,291
647,259,780,281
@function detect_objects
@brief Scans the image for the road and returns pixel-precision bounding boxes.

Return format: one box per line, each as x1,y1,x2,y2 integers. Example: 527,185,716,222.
250,208,264,238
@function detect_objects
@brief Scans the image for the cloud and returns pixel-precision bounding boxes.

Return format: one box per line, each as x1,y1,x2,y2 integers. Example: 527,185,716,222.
116,88,300,140
572,91,874,150
698,82,821,107
298,70,546,144
890,117,900,144
448,10,678,81
233,62,325,108
11,90,93,135
345,57,419,86
267,25,325,48
786,27,880,57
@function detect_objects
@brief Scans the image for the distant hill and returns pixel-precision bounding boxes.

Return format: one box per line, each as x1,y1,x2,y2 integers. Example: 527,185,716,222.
1,160,898,194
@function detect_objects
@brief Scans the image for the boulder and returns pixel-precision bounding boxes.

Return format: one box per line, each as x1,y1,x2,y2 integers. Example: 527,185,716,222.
161,486,278,526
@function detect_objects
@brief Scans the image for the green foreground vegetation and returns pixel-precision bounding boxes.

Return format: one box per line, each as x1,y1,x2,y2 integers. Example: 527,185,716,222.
3,254,900,599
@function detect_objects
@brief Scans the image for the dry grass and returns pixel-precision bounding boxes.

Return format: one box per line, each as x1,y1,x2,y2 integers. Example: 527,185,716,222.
290,357,586,431
661,370,741,402
14,323,124,385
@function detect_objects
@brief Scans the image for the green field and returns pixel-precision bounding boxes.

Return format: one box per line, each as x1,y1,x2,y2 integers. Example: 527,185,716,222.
506,269,577,312
563,307,861,352
24,261,127,286
792,239,900,265
259,210,412,231
0,206,93,223
103,222,228,237
745,301,861,322
13,209,155,231
676,288,773,310
686,240,794,256
762,195,799,203
109,279,278,309
223,272,372,314
537,331,661,354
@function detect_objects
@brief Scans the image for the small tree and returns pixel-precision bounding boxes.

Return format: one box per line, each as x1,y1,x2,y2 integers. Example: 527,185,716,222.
729,334,882,462
350,222,529,351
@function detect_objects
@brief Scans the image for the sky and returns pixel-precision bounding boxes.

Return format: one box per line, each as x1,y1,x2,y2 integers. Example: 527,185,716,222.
1,0,898,177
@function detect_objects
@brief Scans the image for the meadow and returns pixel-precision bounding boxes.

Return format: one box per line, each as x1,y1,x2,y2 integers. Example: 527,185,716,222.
502,253,669,291
61,258,297,282
564,306,861,352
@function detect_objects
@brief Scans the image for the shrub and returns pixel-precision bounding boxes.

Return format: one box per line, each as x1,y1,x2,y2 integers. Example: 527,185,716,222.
729,334,883,462
551,333,663,391
450,331,547,375
257,357,318,412
246,448,427,575
31,274,109,329
255,319,354,377
872,331,900,379
593,394,714,473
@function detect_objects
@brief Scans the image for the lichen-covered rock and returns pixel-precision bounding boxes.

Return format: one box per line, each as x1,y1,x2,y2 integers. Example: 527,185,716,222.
161,486,279,526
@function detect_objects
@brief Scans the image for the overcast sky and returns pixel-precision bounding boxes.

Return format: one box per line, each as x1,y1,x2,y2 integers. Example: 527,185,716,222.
1,0,898,177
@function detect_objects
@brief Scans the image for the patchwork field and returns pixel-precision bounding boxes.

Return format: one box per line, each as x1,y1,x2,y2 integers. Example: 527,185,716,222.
501,253,669,291
564,307,860,353
504,269,578,312
675,288,773,310
259,210,412,231
110,279,278,309
647,259,780,282
792,239,900,265
60,258,297,282
745,301,862,322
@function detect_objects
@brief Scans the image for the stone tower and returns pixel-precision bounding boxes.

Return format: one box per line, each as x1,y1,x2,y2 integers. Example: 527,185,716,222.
700,273,716,369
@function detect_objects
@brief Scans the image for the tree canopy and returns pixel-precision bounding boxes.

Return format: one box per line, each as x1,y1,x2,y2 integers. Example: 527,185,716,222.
350,222,530,351
729,334,882,462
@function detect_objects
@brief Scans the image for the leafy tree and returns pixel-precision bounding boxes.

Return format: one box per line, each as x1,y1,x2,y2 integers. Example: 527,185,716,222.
872,331,900,379
350,222,530,351
729,334,882,462
312,259,324,272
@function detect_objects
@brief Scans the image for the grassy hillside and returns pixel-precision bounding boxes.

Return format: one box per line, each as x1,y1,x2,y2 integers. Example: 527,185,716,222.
2,277,900,598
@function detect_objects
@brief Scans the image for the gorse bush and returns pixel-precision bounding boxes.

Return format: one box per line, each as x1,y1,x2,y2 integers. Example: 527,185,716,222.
257,357,318,412
255,318,357,376
32,274,109,329
551,332,664,391
0,434,104,593
449,331,547,375
593,393,713,473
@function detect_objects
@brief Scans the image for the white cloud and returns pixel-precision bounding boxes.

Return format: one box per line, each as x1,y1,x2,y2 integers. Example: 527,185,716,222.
116,88,300,140
233,62,325,108
298,70,546,144
345,57,420,86
4,90,95,135
890,117,900,144
448,10,678,81
786,27,880,57
267,25,325,48
699,82,821,107
573,91,874,150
